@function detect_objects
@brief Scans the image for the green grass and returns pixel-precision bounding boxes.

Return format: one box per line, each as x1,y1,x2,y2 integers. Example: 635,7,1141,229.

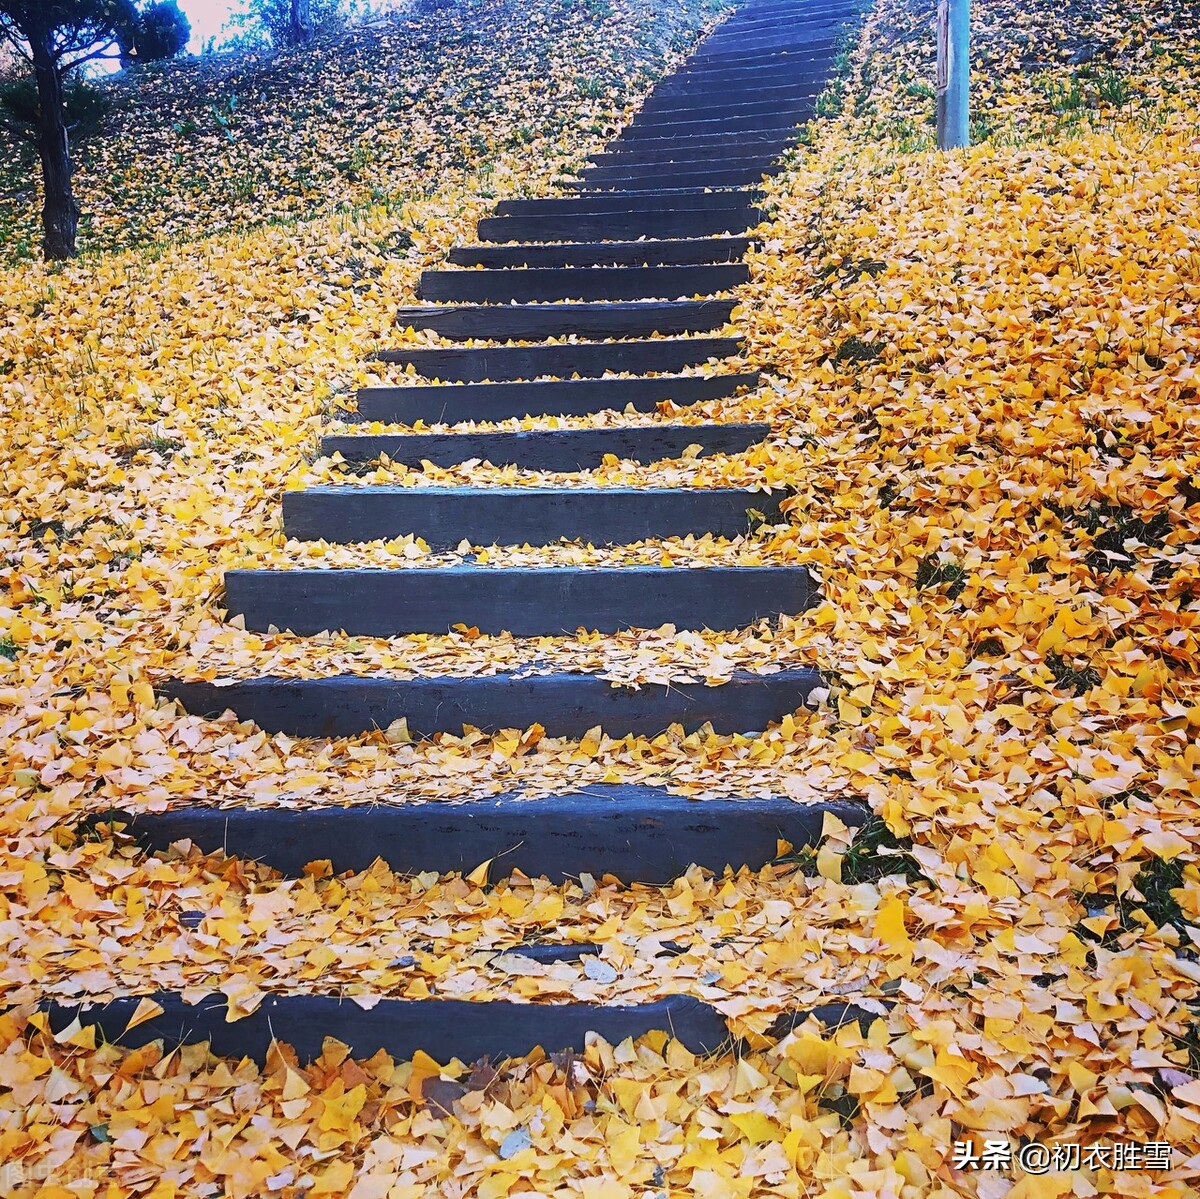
915,555,968,600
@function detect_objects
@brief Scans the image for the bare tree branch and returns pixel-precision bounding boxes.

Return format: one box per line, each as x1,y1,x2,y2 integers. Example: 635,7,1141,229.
59,44,122,72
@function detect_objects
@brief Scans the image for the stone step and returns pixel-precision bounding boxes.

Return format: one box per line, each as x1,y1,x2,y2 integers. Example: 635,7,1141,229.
717,3,855,23
689,32,841,62
575,168,776,192
624,102,816,128
322,420,767,468
579,155,781,181
700,14,849,41
658,60,833,90
106,787,866,882
393,299,736,341
374,334,744,381
644,68,828,93
615,119,801,145
730,0,856,15
225,562,806,638
638,80,825,114
596,132,794,160
583,152,787,177
634,89,822,121
32,991,877,1066
621,111,812,141
681,37,845,68
475,207,761,244
491,189,756,216
696,11,850,39
417,263,748,304
351,371,760,423
447,236,751,268
586,143,786,169
158,666,823,738
282,484,785,546
709,1,858,23
34,993,729,1064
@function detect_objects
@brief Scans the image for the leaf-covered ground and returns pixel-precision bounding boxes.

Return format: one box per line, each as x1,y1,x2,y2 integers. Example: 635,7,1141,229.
0,0,721,259
2,0,1200,1193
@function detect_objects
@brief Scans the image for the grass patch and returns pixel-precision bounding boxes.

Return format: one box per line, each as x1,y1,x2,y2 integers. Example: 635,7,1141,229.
116,436,185,463
840,816,926,886
1076,855,1191,950
915,555,967,600
1061,503,1173,573
833,336,884,366
1045,653,1101,696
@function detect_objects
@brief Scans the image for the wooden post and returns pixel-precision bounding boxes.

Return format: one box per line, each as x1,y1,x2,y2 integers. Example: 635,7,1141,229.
936,0,970,149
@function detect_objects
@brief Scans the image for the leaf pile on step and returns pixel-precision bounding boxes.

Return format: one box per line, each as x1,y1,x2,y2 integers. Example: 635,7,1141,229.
1,1006,983,1198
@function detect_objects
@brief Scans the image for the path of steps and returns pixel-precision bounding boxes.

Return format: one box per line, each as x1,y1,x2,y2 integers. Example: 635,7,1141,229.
45,0,877,1063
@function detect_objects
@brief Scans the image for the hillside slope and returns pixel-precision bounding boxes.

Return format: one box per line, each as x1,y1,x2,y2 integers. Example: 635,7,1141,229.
0,0,724,257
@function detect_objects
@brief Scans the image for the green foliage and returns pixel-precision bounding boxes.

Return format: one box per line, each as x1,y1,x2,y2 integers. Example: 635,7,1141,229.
1077,856,1189,950
1094,67,1133,106
0,73,112,143
126,0,190,63
225,0,342,50
915,554,968,599
1045,653,1101,696
833,335,884,366
1128,855,1187,931
839,817,926,886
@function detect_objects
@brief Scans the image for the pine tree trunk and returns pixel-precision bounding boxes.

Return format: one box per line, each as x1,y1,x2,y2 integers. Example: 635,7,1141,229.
290,0,314,44
30,36,79,260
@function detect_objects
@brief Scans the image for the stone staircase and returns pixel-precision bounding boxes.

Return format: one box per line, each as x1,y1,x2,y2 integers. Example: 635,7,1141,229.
51,0,877,1062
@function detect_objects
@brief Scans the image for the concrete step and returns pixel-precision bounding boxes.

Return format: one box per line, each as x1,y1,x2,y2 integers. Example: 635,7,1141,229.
322,420,767,468
34,992,729,1064
696,12,850,40
596,132,794,160
717,3,856,23
282,484,785,546
613,120,801,147
707,1,858,24
581,163,782,187
447,236,751,269
351,371,760,423
730,0,857,15
634,89,822,121
374,335,744,381
158,666,824,738
476,207,761,244
699,14,849,41
107,787,866,883
417,263,748,303
621,110,813,140
657,60,834,90
589,138,789,166
32,990,877,1066
575,167,776,192
689,32,842,62
393,299,736,341
637,81,825,115
224,561,807,638
625,100,816,127
492,189,757,216
580,153,781,178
